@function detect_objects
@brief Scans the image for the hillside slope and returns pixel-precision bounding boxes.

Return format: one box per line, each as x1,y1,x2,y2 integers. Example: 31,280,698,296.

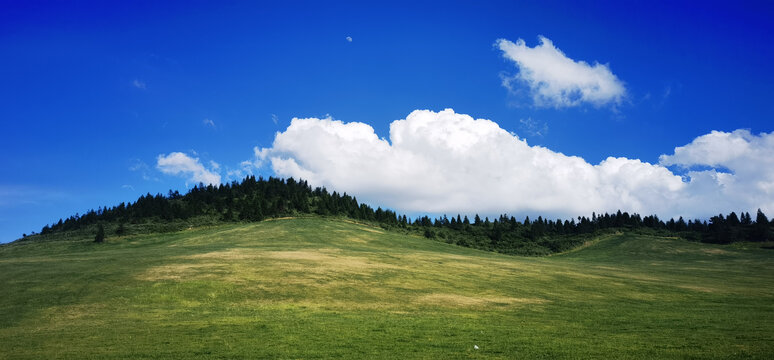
1,218,773,359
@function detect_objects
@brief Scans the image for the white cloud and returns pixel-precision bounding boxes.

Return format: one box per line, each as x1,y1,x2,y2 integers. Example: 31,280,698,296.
497,36,626,108
156,152,221,185
346,36,353,42
252,109,773,219
659,129,774,212
272,114,279,125
250,147,271,168
132,79,146,89
659,130,765,168
203,118,216,128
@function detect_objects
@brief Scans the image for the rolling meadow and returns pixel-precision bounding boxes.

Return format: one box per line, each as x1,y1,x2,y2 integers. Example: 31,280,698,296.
1,217,773,359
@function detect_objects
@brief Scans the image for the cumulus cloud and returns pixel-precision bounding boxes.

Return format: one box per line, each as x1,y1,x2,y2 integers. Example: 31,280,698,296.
497,36,626,108
659,129,774,211
156,152,221,185
252,109,773,219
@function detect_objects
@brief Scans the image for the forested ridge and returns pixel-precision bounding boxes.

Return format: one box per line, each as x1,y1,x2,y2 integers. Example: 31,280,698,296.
24,176,774,255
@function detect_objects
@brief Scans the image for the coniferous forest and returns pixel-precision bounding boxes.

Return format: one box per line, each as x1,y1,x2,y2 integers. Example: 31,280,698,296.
27,176,774,255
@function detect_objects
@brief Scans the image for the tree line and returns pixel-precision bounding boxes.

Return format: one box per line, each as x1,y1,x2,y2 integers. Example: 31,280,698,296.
34,176,773,254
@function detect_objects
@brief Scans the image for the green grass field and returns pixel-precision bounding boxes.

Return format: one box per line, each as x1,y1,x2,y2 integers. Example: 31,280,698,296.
1,217,773,359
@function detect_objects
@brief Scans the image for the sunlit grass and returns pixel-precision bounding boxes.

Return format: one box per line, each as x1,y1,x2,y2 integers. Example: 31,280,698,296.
1,217,772,358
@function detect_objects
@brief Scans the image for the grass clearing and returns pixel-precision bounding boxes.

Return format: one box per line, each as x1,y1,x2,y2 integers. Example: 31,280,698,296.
1,217,773,358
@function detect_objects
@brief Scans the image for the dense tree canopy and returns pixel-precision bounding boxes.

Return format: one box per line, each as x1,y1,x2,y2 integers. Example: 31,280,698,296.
34,176,773,255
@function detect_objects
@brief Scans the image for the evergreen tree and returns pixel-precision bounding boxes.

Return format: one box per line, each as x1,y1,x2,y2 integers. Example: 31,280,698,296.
756,209,768,225
753,209,770,241
94,224,105,243
741,212,752,225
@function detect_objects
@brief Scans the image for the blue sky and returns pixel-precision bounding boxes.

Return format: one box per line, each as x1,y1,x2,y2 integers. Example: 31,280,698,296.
2,1,773,242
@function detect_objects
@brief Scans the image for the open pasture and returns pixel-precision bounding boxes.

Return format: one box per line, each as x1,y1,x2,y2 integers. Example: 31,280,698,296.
1,218,772,358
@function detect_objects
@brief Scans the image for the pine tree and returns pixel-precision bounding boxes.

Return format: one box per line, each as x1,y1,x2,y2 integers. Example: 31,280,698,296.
753,209,770,241
756,209,768,225
94,224,105,243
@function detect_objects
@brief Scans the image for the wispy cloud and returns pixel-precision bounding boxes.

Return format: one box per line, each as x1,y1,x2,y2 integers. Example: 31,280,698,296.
132,79,146,89
225,160,256,182
497,36,626,108
271,114,279,125
128,159,156,181
518,117,548,137
203,118,216,128
662,85,672,100
346,36,353,42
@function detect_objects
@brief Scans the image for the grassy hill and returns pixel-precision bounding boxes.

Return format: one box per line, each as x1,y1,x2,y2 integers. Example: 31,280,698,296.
1,217,773,359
